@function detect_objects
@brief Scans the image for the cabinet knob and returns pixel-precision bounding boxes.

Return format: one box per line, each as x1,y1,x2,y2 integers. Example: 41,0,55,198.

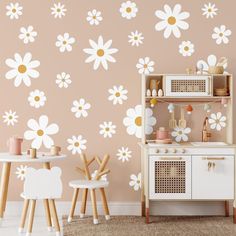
180,149,185,153
156,149,159,153
171,148,176,153
163,149,168,153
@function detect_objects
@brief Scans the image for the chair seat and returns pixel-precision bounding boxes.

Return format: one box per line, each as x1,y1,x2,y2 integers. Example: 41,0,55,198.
69,180,109,189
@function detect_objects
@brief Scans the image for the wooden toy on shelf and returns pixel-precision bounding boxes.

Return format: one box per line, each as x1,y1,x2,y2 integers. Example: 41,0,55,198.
68,154,110,225
50,146,61,156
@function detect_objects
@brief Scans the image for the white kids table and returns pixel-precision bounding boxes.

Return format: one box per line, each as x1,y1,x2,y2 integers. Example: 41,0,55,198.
0,152,66,220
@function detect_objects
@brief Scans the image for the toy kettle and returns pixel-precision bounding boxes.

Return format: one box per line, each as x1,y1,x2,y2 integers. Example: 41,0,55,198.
7,136,23,155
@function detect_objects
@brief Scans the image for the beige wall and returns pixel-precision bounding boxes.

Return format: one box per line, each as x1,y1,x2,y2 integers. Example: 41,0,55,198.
0,0,235,201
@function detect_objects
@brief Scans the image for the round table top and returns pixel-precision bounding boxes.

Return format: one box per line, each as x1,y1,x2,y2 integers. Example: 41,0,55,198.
0,152,66,163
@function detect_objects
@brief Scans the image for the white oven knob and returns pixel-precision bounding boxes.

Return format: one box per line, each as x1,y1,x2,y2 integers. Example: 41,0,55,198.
156,149,159,153
163,149,168,153
171,148,176,153
180,149,185,153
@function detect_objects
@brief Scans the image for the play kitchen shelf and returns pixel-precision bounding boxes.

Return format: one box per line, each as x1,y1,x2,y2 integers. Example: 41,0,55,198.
139,73,236,224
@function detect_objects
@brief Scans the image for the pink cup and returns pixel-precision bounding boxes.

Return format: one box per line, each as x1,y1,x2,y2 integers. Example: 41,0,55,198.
156,127,169,140
7,137,23,155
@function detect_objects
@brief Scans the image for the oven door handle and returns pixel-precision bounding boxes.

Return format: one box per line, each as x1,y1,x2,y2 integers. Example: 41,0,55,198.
202,157,225,160
160,157,183,160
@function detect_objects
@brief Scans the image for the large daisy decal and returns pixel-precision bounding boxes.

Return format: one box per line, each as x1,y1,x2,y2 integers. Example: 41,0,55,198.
155,4,190,38
83,35,118,70
24,115,59,149
5,52,40,87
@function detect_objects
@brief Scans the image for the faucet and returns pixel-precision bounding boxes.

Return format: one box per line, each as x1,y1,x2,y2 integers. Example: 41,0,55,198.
202,117,211,142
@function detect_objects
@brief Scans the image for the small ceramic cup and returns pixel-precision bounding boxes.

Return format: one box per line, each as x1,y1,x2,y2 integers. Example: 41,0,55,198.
50,145,61,156
27,148,37,159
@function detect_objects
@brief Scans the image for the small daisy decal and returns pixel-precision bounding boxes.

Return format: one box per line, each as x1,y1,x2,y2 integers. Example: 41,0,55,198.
83,35,118,70
155,4,190,38
28,90,47,109
24,115,59,149
171,126,191,142
19,26,37,44
129,173,141,191
56,72,72,88
6,2,23,20
179,41,194,57
87,9,103,25
136,57,155,75
67,135,87,154
128,31,144,47
108,85,128,105
56,33,75,53
99,121,116,138
202,3,218,19
51,2,67,18
5,53,40,87
212,25,232,45
117,147,132,162
2,110,18,126
71,99,91,118
15,165,28,181
123,105,156,138
209,112,226,131
120,1,138,20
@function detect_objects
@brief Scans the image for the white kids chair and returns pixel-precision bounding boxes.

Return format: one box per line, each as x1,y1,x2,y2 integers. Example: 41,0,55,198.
68,154,110,224
19,167,62,236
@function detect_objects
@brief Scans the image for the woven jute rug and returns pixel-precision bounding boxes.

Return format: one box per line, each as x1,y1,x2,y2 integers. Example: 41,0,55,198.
62,215,236,236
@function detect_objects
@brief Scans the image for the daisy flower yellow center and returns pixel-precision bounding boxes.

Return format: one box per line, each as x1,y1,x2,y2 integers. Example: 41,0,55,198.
63,40,67,45
184,46,189,51
208,8,212,12
34,96,40,101
134,36,138,40
219,33,223,37
74,142,80,147
37,129,44,136
126,7,132,13
105,127,110,131
137,180,140,184
135,116,142,126
97,49,105,57
143,64,148,68
12,8,16,13
57,8,61,12
178,131,183,135
26,33,30,37
93,16,96,19
123,152,126,156
216,119,220,124
168,16,176,25
9,115,13,120
18,64,27,73
78,106,83,110
115,92,120,97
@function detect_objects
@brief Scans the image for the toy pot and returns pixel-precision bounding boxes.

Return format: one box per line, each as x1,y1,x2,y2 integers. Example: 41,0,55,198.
156,127,169,140
7,137,23,155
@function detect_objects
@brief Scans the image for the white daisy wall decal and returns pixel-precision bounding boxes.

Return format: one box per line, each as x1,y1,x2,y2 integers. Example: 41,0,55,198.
171,126,191,142
179,41,194,57
202,3,218,19
197,54,228,74
56,72,72,88
56,33,75,53
208,112,226,131
108,85,128,105
136,57,154,75
87,9,103,25
123,105,156,139
83,35,118,70
15,165,28,181
5,53,40,87
67,135,87,154
28,90,47,108
212,25,232,45
128,31,144,47
71,99,91,118
24,115,59,149
51,2,67,18
6,2,23,19
129,173,141,191
99,121,116,138
120,1,138,20
155,4,190,38
19,26,37,44
2,110,18,126
117,147,132,162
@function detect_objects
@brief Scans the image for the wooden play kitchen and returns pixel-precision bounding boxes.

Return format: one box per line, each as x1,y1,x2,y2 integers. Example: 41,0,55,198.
139,73,236,223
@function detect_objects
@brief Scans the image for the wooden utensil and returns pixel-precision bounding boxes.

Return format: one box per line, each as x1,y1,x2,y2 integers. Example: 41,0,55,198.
169,111,177,129
217,57,227,67
178,107,186,128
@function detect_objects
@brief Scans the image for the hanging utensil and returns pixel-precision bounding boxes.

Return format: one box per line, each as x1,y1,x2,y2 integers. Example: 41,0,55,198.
216,57,227,67
169,111,177,129
178,107,187,128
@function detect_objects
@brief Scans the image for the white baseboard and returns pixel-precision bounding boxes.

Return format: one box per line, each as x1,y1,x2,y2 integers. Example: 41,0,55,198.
4,201,233,217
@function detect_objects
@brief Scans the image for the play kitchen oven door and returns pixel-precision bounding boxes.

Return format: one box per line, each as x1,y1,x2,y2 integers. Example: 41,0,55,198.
149,156,191,199
192,156,234,199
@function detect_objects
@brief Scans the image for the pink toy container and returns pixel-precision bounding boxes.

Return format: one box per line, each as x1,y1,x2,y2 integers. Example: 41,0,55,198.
156,127,169,140
7,136,23,155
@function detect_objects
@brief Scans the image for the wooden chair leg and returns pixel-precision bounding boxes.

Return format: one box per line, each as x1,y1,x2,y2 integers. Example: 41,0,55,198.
90,189,98,224
100,188,110,220
80,189,88,218
43,199,53,231
18,199,29,233
49,199,61,236
26,200,36,236
225,200,229,217
68,188,79,222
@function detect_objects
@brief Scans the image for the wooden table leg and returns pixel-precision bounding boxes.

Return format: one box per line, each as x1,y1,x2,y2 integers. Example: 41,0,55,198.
0,162,11,219
90,189,98,224
44,199,53,231
19,199,29,233
27,200,36,235
49,199,61,236
100,188,110,220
